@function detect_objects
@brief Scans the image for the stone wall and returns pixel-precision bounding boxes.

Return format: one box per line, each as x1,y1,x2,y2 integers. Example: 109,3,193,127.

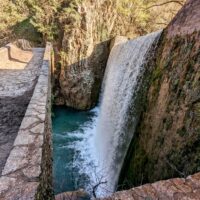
0,43,54,200
101,172,200,200
0,43,33,70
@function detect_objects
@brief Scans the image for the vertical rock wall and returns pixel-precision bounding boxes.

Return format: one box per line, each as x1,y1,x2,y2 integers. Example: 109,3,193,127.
121,0,200,188
54,0,139,110
55,0,113,110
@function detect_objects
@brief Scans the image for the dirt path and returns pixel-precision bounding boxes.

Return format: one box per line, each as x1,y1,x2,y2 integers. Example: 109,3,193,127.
0,47,44,174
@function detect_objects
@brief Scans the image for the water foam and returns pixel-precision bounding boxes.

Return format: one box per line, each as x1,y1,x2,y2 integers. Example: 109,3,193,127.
65,31,162,198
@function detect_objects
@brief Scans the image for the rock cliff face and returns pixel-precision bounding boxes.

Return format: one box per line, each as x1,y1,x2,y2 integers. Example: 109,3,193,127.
53,0,184,110
54,0,136,110
121,0,200,189
54,0,112,109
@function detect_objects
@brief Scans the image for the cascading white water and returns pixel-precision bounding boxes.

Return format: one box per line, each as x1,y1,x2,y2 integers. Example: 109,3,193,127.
65,30,162,198
93,30,162,195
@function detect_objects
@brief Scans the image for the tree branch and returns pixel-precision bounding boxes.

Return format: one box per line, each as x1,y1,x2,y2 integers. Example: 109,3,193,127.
156,22,169,26
165,158,186,178
146,1,184,10
92,181,107,198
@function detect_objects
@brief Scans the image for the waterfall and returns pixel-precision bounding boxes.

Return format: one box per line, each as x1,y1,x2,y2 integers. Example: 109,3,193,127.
94,30,162,195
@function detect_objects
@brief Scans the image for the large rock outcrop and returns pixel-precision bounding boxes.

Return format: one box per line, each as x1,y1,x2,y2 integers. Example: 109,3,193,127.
54,1,115,110
121,0,200,189
53,0,144,110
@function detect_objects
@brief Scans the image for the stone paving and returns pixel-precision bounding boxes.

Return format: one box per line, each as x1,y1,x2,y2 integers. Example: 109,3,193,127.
0,46,44,97
0,43,53,200
0,45,44,175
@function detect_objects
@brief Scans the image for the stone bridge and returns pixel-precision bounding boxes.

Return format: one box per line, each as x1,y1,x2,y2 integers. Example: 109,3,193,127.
0,42,54,200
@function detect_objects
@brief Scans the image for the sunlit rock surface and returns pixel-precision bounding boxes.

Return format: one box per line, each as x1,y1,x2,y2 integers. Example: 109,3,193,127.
54,0,139,110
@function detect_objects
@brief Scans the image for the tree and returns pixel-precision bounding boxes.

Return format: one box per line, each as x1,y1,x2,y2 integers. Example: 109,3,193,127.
0,0,27,32
24,0,60,41
0,0,186,44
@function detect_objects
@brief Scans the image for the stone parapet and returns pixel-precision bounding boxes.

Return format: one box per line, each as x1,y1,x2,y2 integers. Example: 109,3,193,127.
0,43,54,200
101,173,200,200
0,43,33,70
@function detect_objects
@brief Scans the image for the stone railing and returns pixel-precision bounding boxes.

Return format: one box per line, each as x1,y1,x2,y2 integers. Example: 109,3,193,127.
0,43,33,70
101,172,200,200
0,46,9,64
0,43,54,200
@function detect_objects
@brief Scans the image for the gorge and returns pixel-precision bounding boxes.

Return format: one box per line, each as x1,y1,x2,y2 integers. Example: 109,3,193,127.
53,0,200,198
0,0,200,199
53,31,162,197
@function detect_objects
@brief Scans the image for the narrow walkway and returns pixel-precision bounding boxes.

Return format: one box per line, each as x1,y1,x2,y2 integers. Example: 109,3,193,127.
0,45,44,174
